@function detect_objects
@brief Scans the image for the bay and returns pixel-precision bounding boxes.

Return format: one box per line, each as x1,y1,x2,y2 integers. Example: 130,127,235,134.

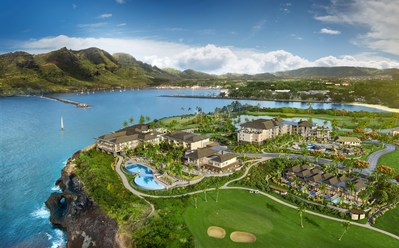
0,89,384,247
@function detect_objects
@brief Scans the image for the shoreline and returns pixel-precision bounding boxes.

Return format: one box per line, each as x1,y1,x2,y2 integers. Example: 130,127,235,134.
348,103,399,113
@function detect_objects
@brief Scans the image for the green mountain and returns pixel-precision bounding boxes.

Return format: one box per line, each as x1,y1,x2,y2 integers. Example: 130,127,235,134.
1,47,398,96
0,48,178,96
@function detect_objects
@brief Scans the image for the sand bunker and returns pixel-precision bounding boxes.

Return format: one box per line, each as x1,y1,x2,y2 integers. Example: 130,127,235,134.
207,226,226,239
230,231,256,243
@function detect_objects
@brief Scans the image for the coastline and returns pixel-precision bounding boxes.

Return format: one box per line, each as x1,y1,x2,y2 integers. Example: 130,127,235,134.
349,102,399,113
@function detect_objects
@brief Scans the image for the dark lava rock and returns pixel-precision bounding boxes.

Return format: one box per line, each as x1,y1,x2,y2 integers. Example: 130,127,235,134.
46,160,120,248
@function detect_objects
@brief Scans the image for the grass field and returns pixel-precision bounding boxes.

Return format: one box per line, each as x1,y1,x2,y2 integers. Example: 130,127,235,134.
246,111,399,129
374,206,399,236
184,189,399,248
377,148,399,172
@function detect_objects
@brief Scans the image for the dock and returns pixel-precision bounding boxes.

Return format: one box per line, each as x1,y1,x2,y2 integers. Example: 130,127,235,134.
39,96,90,108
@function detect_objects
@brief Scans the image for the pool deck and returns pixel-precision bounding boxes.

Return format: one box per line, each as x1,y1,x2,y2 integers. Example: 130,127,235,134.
125,158,170,189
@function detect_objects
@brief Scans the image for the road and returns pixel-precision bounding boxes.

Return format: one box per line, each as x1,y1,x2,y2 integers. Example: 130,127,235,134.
362,144,396,174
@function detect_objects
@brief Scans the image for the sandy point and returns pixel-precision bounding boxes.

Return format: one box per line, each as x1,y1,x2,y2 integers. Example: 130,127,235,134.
207,226,226,239
230,231,256,243
349,102,399,113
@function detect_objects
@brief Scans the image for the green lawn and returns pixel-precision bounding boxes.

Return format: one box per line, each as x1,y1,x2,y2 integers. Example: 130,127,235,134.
377,148,399,172
374,205,399,236
184,189,399,248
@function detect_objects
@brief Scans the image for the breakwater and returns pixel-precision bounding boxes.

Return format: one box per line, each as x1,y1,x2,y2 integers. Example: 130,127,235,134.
39,95,90,108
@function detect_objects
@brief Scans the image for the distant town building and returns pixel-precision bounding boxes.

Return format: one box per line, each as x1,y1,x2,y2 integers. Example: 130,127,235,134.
390,128,399,136
237,118,330,144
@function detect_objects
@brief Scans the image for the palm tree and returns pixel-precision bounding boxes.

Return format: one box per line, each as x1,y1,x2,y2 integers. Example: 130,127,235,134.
129,117,134,124
188,164,193,176
194,195,198,208
297,205,306,228
204,190,208,202
338,221,351,241
216,185,220,202
146,116,151,122
123,120,128,127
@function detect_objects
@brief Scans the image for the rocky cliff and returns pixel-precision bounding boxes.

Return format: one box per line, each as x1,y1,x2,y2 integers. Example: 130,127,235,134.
46,152,122,248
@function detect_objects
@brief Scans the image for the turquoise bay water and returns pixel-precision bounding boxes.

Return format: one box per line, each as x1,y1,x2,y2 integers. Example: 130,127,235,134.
0,89,383,247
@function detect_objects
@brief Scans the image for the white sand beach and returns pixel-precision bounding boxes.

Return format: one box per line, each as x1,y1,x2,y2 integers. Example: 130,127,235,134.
349,102,399,113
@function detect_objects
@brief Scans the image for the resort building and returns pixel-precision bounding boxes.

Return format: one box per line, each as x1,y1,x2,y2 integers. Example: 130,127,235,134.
336,136,361,146
390,128,399,136
282,163,369,205
238,118,330,144
185,147,238,171
96,124,163,155
164,131,210,150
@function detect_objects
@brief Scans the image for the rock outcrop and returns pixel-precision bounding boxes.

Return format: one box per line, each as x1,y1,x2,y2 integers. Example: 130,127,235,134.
46,152,121,248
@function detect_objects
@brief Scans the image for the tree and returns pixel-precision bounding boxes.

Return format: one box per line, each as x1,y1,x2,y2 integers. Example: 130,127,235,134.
146,116,151,122
338,221,351,241
139,115,145,124
353,160,369,170
123,121,128,127
194,195,198,208
297,205,306,228
204,190,208,202
216,185,220,202
188,164,193,176
129,117,134,124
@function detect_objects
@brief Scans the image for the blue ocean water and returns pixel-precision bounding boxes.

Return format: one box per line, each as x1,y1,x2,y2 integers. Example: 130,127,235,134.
0,89,383,247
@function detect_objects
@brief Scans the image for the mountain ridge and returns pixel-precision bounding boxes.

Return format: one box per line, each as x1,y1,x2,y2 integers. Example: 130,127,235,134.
0,47,398,96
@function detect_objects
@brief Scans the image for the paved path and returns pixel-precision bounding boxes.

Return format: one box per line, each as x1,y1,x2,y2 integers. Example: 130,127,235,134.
362,144,396,174
115,155,399,241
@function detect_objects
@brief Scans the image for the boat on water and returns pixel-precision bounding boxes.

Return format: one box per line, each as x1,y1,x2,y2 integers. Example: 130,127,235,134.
61,116,64,131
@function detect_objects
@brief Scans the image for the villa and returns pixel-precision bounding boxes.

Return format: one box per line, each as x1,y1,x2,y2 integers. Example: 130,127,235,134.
96,124,164,156
185,147,238,171
336,136,361,146
283,164,369,204
238,118,330,144
164,131,210,150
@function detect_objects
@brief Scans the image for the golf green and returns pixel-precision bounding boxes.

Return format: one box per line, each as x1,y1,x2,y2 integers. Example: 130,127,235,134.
184,189,399,247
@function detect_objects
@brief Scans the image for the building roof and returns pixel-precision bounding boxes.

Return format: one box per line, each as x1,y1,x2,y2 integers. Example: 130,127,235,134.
326,177,339,186
336,136,361,143
353,179,367,192
240,118,283,130
296,169,313,178
166,131,209,143
307,173,323,182
322,173,334,180
114,134,139,144
186,147,218,160
210,153,237,163
298,120,313,128
270,185,287,193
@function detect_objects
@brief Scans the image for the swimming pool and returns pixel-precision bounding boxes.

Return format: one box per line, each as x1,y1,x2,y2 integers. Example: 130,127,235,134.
125,163,165,190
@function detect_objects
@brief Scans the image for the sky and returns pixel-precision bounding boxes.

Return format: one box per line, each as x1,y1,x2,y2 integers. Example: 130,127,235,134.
0,0,398,74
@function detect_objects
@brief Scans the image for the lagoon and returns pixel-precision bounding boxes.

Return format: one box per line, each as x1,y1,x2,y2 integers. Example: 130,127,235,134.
0,89,385,247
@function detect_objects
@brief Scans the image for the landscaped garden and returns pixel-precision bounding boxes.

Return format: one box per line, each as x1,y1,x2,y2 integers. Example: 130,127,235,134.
378,148,399,172
184,189,399,247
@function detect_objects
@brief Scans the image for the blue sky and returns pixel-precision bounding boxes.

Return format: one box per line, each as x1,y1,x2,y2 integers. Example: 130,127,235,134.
0,0,398,73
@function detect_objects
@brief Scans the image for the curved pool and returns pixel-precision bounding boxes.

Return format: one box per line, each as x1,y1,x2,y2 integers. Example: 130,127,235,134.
125,163,165,190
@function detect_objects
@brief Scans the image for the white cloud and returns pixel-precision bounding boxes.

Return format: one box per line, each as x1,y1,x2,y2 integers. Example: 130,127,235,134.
115,0,125,4
116,23,127,27
19,35,399,74
320,28,341,35
98,13,112,19
77,22,107,29
315,0,399,55
252,19,266,34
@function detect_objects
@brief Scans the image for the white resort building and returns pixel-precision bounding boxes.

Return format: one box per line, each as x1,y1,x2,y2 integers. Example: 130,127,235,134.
96,124,164,155
164,131,210,150
238,118,330,144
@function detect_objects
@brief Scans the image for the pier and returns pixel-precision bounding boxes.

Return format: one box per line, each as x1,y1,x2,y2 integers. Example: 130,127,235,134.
39,96,90,108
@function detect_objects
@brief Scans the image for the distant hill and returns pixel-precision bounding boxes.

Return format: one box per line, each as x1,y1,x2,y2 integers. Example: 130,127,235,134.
0,48,178,96
1,47,398,96
274,66,398,79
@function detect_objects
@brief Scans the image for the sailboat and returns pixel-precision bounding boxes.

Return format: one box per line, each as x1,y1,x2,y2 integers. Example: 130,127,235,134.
61,116,64,131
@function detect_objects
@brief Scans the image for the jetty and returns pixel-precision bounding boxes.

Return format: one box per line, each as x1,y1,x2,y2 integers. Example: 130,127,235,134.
39,96,90,108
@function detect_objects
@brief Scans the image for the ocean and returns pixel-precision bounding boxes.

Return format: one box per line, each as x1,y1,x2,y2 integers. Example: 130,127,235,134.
0,89,383,247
